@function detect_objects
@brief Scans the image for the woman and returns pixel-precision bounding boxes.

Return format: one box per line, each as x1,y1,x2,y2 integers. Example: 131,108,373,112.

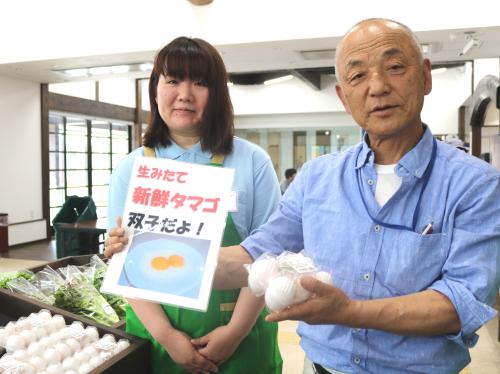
105,37,282,374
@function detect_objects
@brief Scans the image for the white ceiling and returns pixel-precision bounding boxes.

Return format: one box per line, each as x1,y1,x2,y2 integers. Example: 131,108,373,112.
0,25,499,84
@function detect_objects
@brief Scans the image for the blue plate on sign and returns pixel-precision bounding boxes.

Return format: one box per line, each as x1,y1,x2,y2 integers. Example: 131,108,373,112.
122,234,205,298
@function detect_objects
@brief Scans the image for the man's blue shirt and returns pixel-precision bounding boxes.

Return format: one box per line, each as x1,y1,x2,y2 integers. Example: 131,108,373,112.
242,127,500,373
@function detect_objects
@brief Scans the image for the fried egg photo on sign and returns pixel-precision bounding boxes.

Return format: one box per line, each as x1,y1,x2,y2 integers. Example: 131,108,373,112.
118,231,210,299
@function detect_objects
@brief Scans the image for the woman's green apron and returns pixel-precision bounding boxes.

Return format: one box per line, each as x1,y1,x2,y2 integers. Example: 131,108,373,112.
125,148,282,373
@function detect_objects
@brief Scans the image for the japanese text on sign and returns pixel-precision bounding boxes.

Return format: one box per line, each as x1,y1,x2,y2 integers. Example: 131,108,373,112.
127,212,205,236
132,187,220,213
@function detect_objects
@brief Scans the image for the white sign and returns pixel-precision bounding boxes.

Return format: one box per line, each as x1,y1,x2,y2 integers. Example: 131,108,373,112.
102,157,234,311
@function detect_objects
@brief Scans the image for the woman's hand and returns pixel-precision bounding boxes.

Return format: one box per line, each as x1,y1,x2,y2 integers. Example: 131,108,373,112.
157,328,219,374
191,325,245,366
103,216,129,258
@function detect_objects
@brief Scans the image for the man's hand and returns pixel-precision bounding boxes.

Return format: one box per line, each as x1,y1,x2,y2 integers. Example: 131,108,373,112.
265,275,357,324
157,328,219,374
103,216,128,258
191,325,245,366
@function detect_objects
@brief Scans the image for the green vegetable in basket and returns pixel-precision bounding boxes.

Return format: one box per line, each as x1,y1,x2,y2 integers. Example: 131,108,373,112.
92,266,127,319
0,270,33,288
54,274,120,326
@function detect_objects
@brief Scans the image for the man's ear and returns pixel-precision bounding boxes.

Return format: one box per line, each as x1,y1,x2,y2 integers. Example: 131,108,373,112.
422,59,432,95
335,84,351,114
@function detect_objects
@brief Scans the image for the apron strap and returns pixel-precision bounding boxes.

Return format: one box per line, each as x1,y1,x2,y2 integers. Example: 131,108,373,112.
211,154,224,166
143,146,156,158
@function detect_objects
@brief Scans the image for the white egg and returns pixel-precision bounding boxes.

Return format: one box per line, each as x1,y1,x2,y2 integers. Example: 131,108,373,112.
248,257,279,296
265,275,297,312
83,345,98,357
16,317,31,331
65,371,78,374
293,276,312,304
65,338,81,353
78,363,92,374
33,326,47,340
316,270,333,284
43,347,62,365
51,315,66,330
89,355,104,368
5,321,17,334
38,310,52,320
29,356,47,371
102,333,116,344
74,351,90,364
46,363,62,374
62,357,78,372
0,328,6,347
27,341,43,356
39,336,52,350
99,350,113,361
116,339,130,352
84,326,99,342
70,321,84,331
5,334,25,352
13,348,28,362
54,342,71,359
20,329,36,345
20,362,35,374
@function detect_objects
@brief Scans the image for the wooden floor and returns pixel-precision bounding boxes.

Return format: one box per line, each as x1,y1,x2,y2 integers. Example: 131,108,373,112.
2,240,499,374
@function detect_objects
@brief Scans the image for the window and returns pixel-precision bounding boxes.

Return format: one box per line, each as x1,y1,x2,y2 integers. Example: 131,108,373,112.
48,113,131,228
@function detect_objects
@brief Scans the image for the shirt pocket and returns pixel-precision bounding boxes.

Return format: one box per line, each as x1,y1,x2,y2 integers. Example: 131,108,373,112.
382,231,448,296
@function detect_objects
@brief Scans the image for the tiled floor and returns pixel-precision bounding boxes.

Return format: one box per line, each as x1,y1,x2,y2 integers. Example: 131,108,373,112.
2,241,499,373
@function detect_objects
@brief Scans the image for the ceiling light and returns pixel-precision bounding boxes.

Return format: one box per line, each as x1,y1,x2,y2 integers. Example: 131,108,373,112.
110,65,130,74
55,62,153,78
264,75,294,85
88,66,112,75
139,63,153,71
63,68,89,77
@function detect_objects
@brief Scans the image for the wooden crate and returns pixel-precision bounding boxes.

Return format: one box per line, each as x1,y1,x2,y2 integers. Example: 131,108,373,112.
0,254,125,330
0,290,150,374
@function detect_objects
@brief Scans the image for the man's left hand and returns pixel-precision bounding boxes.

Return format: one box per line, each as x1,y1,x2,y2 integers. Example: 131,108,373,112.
265,275,357,324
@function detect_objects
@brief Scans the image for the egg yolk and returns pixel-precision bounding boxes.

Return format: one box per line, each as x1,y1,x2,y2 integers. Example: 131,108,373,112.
167,255,185,268
151,256,170,270
150,255,185,271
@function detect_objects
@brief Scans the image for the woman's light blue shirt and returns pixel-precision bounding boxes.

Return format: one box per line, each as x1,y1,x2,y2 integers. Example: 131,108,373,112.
242,127,500,373
108,137,281,241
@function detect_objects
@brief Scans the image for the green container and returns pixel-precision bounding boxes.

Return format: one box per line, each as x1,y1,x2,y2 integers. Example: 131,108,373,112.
52,196,102,258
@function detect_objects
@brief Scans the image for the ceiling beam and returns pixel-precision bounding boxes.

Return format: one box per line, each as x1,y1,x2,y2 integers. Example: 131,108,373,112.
290,69,322,90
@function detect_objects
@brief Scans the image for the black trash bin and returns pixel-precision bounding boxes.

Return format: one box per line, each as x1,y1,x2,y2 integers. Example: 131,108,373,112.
52,196,105,258
0,213,8,254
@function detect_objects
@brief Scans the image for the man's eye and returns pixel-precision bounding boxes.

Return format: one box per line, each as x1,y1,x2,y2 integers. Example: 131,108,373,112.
349,73,365,83
388,65,405,72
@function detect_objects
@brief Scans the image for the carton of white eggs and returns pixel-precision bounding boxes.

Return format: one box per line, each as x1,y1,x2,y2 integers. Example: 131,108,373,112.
0,308,132,374
247,251,333,311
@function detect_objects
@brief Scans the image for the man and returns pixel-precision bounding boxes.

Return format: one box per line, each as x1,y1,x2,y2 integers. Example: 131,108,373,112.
215,19,500,373
280,168,297,194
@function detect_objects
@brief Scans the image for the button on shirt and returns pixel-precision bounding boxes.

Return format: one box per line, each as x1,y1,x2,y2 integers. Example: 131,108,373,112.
242,128,500,373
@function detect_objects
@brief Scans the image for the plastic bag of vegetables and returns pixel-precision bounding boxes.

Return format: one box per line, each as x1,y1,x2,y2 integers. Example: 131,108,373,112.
7,277,55,305
80,255,128,319
53,270,120,326
0,270,33,289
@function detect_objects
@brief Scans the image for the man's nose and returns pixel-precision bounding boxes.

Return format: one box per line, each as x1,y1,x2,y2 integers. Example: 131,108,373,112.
368,71,390,96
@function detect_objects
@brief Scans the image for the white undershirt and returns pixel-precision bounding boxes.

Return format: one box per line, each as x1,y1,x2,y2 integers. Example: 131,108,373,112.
373,163,402,207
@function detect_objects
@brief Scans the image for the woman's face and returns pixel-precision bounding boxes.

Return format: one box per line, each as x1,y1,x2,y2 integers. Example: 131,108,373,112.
156,74,209,139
